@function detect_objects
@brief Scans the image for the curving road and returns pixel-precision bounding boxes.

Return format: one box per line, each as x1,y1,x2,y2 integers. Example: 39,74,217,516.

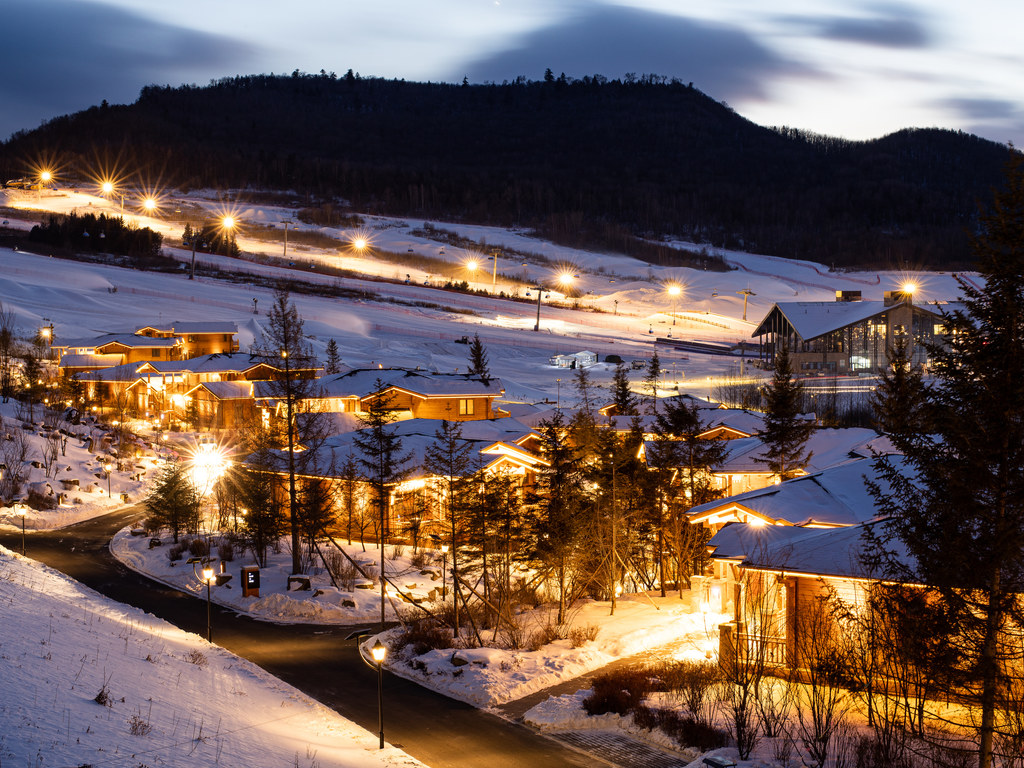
0,507,591,768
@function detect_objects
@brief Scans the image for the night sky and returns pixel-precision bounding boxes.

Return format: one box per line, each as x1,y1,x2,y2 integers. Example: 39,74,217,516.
2,0,1020,146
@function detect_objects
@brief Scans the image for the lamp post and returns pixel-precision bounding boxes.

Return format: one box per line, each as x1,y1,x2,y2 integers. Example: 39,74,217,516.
440,544,449,599
17,504,26,555
667,284,681,325
203,565,214,642
490,249,500,292
465,258,479,288
371,640,387,749
191,216,235,280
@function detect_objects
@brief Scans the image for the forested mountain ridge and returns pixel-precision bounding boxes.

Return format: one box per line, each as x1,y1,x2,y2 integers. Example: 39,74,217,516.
1,71,1013,270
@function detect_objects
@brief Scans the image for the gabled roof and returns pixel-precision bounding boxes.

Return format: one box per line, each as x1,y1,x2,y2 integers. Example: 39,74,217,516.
251,417,541,478
74,362,146,383
708,520,913,581
136,321,238,335
186,381,254,400
317,368,504,399
58,353,123,369
139,353,270,376
751,300,943,341
688,455,905,527
643,427,890,475
95,334,179,350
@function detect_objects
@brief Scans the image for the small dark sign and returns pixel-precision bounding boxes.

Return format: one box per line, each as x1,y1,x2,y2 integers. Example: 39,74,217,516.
245,569,260,589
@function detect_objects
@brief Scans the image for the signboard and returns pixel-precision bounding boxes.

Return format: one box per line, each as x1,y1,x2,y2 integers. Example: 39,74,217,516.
241,566,260,597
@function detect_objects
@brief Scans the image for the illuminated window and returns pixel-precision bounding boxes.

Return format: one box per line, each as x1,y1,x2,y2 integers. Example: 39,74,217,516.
459,398,475,416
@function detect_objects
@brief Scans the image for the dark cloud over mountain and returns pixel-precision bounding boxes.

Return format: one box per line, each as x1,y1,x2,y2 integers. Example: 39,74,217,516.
453,5,821,102
0,0,258,140
781,4,934,48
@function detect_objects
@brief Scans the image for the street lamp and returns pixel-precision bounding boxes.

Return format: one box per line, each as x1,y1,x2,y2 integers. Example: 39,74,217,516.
371,640,387,749
534,273,576,332
440,543,449,600
203,565,214,641
667,284,681,325
490,249,500,292
464,258,479,287
190,216,236,280
16,503,26,555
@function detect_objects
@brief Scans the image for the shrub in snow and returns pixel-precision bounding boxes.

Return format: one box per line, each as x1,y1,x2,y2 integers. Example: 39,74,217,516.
217,541,234,562
568,624,600,648
393,617,452,656
584,668,655,716
188,538,209,558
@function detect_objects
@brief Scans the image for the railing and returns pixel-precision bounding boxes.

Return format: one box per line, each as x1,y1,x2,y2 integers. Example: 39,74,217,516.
738,633,787,666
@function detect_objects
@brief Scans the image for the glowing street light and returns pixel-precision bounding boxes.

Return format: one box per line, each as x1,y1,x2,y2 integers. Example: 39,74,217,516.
902,282,917,298
188,440,230,498
190,216,236,280
371,640,387,749
465,258,479,284
666,283,681,325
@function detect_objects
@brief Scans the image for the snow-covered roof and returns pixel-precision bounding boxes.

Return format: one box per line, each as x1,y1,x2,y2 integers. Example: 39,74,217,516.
257,417,540,477
58,353,123,369
188,381,254,400
688,455,905,527
136,321,239,335
751,299,943,341
141,353,268,375
73,362,145,382
644,426,889,475
317,368,504,399
95,334,179,349
709,520,913,580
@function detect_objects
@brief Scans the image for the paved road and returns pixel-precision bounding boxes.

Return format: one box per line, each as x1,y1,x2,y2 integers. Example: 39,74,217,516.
0,507,591,768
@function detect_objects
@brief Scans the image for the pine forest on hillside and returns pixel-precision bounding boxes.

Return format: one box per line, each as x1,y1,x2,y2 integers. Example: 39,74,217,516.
1,71,1013,271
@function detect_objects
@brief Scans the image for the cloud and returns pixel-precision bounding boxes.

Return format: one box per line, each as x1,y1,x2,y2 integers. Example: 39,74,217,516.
451,5,820,102
940,97,1019,122
781,4,933,49
0,0,260,140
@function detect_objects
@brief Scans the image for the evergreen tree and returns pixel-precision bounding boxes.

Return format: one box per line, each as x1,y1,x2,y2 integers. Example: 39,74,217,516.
757,344,814,480
424,417,479,633
253,288,329,575
324,338,342,374
868,154,1024,768
353,380,412,629
871,333,929,452
234,461,286,567
529,409,586,624
610,361,638,417
466,333,490,381
644,351,662,415
143,462,199,543
649,396,726,593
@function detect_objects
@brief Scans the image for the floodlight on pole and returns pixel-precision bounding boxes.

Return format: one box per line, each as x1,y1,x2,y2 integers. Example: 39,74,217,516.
667,284,681,325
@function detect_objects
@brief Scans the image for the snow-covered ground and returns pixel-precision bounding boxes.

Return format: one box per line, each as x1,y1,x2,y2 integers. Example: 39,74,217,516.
0,185,976,766
0,547,425,768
